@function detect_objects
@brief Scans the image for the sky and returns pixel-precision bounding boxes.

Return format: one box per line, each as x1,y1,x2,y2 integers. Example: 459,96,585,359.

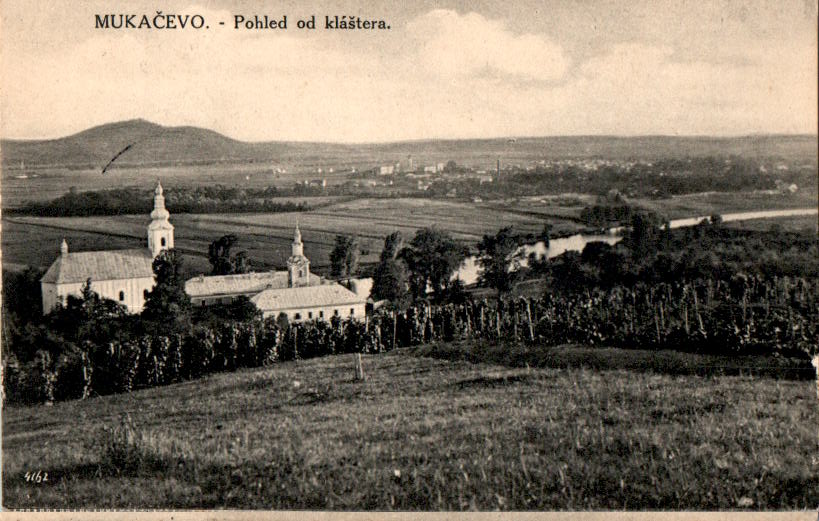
1,0,817,142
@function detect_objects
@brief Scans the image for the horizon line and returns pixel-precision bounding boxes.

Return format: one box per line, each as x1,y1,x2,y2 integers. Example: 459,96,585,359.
3,118,818,145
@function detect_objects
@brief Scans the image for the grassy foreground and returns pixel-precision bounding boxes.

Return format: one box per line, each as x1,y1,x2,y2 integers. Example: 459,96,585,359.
3,347,817,510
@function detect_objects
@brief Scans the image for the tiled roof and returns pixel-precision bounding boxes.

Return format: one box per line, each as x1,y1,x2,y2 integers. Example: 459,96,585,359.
41,249,154,284
250,283,365,312
184,271,321,298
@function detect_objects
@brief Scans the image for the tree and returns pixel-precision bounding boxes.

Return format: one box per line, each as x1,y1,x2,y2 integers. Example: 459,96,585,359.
371,231,410,308
208,234,250,275
330,235,360,280
399,227,468,300
626,211,663,259
477,226,523,298
540,223,552,248
142,249,191,330
380,231,403,263
371,259,410,309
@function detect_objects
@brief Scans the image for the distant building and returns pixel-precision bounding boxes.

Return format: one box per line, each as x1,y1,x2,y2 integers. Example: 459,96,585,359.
378,165,395,175
41,182,173,314
185,226,367,322
775,180,798,194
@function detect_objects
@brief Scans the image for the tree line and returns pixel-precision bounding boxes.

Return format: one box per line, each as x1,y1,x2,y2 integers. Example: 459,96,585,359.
8,185,311,217
3,209,817,404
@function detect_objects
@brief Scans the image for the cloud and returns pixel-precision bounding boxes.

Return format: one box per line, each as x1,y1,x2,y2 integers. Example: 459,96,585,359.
405,9,569,83
1,4,815,141
563,41,818,135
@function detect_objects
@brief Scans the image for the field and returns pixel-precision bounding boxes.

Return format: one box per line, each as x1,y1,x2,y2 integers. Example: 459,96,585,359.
4,187,817,277
724,214,818,234
631,190,819,220
3,346,816,510
0,165,357,209
1,197,585,276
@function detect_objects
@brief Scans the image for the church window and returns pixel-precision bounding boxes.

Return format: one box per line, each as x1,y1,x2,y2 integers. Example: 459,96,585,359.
161,237,166,247
299,269,304,277
143,289,149,300
350,308,355,316
294,313,301,320
119,291,125,301
334,309,339,316
319,311,324,318
308,311,313,319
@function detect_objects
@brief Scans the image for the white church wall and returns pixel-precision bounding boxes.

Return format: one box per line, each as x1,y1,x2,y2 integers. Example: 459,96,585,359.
45,276,155,314
262,302,367,322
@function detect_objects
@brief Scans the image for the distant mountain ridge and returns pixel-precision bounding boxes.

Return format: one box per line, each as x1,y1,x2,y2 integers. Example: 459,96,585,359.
1,119,335,170
2,119,817,170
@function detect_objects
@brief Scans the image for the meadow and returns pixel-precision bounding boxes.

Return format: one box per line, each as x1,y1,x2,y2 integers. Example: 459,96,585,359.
1,197,583,277
4,188,815,277
3,346,816,510
724,214,818,234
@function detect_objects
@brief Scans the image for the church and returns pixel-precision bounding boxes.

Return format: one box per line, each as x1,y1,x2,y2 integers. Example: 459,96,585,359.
41,182,368,322
185,225,368,322
41,181,174,314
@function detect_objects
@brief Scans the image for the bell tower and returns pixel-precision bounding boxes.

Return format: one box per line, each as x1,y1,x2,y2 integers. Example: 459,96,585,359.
147,181,174,258
287,224,311,287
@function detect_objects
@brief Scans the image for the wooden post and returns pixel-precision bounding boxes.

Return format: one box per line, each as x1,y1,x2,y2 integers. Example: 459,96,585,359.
653,308,661,345
392,310,397,350
812,355,819,402
693,289,704,333
525,298,535,342
355,353,365,381
659,301,665,333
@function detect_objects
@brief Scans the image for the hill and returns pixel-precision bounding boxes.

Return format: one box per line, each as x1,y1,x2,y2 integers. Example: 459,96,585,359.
0,119,329,170
2,119,817,172
3,347,816,510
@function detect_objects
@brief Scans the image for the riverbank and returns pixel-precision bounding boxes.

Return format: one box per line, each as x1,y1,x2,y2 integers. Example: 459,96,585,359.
455,207,818,285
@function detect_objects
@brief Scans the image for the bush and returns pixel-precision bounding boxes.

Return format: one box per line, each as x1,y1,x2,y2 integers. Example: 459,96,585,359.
96,413,169,476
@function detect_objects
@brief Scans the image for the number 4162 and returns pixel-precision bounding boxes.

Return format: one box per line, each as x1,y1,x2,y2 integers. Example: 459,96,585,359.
24,470,48,483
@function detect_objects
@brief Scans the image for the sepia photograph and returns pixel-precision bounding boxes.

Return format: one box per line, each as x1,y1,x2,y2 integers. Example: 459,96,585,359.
0,0,817,514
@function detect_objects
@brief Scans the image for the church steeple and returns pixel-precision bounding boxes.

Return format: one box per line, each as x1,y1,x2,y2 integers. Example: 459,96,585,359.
147,180,174,257
287,224,310,287
292,222,304,257
60,238,69,256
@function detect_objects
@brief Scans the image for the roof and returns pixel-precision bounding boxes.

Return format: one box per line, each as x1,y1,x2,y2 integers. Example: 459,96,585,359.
250,283,365,312
184,271,321,298
41,249,154,284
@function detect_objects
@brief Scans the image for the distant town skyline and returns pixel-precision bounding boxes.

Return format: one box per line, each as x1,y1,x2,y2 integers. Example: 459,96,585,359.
1,0,817,142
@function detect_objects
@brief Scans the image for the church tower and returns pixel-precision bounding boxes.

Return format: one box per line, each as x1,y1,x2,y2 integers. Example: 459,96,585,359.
147,181,174,258
287,224,311,287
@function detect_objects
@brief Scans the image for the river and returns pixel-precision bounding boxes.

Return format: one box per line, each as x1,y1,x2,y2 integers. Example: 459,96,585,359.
454,207,818,286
